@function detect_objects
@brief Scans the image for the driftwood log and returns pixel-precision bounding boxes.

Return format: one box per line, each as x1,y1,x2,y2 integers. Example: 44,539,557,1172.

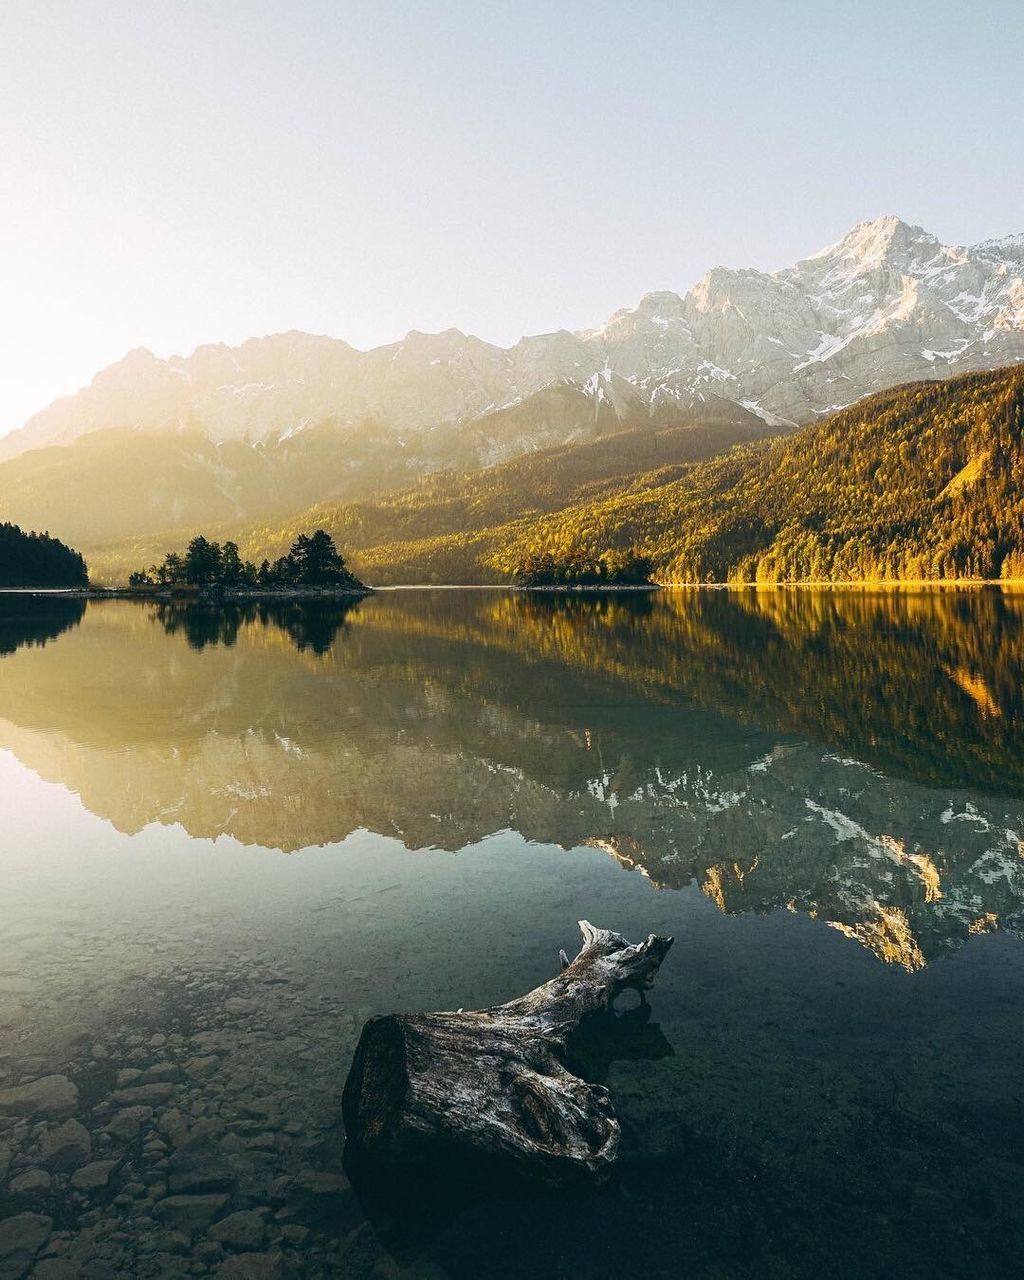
342,921,673,1186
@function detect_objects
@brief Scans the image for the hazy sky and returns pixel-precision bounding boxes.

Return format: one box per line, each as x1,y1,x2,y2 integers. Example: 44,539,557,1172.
2,0,1021,433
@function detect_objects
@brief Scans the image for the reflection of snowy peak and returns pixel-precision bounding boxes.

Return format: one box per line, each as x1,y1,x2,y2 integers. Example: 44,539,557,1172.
3,216,1023,462
577,746,1024,971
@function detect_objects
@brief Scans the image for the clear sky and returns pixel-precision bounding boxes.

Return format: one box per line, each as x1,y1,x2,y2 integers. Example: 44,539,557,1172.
1,0,1021,434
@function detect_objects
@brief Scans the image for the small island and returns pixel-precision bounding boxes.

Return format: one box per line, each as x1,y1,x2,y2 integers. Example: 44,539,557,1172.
514,549,656,588
127,529,370,598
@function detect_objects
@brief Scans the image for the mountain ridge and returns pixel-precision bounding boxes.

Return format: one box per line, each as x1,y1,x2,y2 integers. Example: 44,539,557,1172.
4,215,1022,465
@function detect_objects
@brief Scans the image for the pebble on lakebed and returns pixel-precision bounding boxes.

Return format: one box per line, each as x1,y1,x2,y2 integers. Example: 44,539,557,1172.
0,965,380,1278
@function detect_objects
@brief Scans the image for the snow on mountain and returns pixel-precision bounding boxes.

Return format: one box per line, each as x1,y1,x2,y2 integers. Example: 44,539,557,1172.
2,215,1022,463
582,215,1024,423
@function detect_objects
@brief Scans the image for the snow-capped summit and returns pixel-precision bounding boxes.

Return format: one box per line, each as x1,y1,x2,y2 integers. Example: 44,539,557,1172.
807,213,932,264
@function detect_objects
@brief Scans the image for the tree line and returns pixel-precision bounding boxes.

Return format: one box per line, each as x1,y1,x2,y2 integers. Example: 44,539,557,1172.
515,550,654,587
0,522,89,588
130,529,366,592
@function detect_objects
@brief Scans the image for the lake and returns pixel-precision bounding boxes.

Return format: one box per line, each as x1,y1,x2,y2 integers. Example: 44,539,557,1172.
1,587,1023,1279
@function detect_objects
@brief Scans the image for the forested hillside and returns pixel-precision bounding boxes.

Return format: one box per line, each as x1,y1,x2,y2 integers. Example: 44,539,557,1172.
249,411,771,554
85,409,774,581
0,523,89,588
349,365,1024,584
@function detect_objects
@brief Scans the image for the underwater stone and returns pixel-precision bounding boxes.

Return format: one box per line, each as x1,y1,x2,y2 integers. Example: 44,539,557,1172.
39,1120,91,1172
70,1160,120,1191
0,1077,77,1121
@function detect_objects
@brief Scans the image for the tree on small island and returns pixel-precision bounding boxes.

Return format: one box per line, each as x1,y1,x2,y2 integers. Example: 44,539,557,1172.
514,549,655,588
130,529,366,593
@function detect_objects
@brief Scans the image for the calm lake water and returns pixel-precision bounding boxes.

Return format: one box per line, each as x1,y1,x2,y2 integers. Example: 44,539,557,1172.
1,587,1023,1278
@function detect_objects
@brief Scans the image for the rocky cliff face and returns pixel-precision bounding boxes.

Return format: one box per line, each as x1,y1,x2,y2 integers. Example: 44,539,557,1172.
3,216,1021,464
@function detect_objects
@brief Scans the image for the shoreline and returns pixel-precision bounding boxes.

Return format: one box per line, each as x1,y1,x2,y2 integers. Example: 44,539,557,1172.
3,579,1023,599
346,579,1024,592
658,579,1024,591
0,586,373,601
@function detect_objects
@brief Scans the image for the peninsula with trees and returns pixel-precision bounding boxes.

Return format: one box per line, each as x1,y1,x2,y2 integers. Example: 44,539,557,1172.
0,521,89,589
128,529,370,598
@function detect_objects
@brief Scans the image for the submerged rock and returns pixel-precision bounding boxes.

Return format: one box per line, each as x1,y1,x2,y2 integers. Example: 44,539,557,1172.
7,1169,51,1198
110,1083,175,1108
141,1063,182,1084
0,1077,77,1120
167,1150,235,1195
184,1055,220,1078
103,1106,152,1141
222,999,258,1019
214,1251,286,1280
153,1194,229,1233
70,1160,120,1191
39,1119,91,1171
0,1212,52,1279
208,1209,267,1251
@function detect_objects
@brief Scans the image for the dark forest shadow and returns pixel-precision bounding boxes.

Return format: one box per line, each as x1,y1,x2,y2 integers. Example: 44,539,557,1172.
0,595,87,657
151,597,363,653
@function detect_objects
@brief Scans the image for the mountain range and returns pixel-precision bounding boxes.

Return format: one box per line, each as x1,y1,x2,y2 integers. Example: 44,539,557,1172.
6,214,1024,457
1,214,1022,572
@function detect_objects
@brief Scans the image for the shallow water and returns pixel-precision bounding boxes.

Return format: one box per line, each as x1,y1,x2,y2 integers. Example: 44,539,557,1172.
1,587,1023,1278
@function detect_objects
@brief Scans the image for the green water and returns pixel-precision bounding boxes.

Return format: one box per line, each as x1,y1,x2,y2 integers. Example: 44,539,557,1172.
0,588,1022,1278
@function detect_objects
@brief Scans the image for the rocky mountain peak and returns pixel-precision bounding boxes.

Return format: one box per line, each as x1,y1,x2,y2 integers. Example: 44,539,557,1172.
814,213,927,260
793,216,945,290
632,290,688,317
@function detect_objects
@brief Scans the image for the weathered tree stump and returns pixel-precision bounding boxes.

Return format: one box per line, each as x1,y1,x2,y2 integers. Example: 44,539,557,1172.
342,921,673,1186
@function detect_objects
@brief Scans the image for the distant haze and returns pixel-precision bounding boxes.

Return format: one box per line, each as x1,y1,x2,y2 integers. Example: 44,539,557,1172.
2,0,1021,434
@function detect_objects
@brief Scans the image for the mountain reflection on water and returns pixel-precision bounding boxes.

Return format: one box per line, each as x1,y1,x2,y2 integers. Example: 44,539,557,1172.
1,587,1023,971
